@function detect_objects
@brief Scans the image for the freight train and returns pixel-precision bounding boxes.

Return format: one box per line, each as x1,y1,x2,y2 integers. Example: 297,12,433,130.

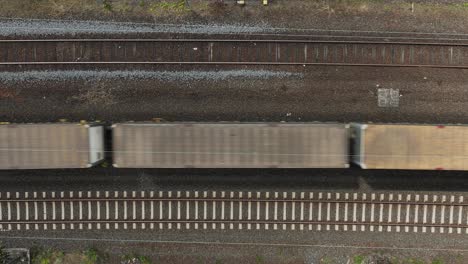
1,122,466,170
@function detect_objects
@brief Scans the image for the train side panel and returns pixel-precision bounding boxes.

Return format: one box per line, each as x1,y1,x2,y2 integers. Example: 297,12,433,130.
353,124,468,170
112,123,349,168
0,123,105,169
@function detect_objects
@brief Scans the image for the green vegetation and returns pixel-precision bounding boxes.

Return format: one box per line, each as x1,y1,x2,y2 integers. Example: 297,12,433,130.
347,254,454,264
255,254,264,264
122,253,152,264
83,248,107,264
10,244,464,264
432,259,445,264
0,244,9,264
31,247,108,264
348,252,460,264
102,0,112,11
320,257,334,264
444,2,468,10
31,248,64,264
402,258,425,264
353,255,365,264
148,0,189,15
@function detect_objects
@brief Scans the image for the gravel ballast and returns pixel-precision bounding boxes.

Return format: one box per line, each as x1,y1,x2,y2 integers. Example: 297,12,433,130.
0,19,275,36
0,70,303,83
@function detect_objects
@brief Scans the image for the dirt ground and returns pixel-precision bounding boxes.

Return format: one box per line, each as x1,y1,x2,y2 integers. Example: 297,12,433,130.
2,0,468,35
3,234,467,264
1,66,467,124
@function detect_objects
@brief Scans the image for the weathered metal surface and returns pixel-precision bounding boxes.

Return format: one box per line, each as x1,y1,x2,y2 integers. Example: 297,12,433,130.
354,124,468,170
0,123,96,169
113,123,349,168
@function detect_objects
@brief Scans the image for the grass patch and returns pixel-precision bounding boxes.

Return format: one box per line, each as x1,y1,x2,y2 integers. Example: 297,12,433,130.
0,244,9,264
122,253,151,264
83,248,107,264
320,257,334,264
353,255,365,264
255,254,264,264
30,246,153,264
443,2,468,10
348,254,452,264
403,258,425,264
102,0,112,11
148,0,190,16
432,259,445,264
31,248,64,264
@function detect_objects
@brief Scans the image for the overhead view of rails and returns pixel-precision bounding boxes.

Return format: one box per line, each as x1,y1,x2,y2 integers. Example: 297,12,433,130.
1,38,468,68
0,190,466,234
2,0,468,263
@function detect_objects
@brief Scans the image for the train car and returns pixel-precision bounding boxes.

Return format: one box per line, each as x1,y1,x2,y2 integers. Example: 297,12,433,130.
112,122,349,168
0,123,105,169
352,123,468,170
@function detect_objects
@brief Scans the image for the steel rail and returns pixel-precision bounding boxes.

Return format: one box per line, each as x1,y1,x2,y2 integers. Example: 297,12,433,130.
1,38,468,46
1,197,465,206
2,61,468,69
0,219,466,228
208,33,468,42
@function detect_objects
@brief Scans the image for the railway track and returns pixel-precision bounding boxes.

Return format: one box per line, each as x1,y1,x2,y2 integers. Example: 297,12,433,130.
0,191,467,234
1,38,468,68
